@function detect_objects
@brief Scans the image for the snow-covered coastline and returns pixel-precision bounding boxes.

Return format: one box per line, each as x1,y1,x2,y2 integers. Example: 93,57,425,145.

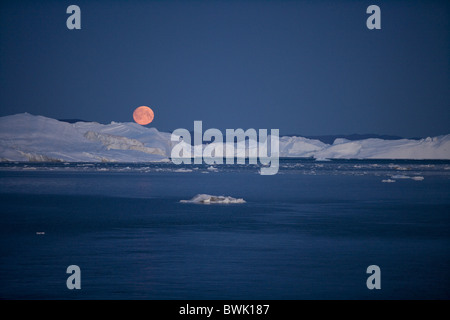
0,113,449,162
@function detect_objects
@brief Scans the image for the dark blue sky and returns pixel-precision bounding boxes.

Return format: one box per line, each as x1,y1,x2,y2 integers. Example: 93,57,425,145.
0,0,449,137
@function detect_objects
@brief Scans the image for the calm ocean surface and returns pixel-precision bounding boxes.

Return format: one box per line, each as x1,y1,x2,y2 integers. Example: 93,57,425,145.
0,160,449,299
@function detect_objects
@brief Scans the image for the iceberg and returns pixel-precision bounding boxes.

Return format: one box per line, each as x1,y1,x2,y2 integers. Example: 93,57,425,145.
390,175,425,181
0,113,449,162
391,174,410,179
313,137,450,160
279,136,327,157
173,168,193,173
180,194,246,204
0,113,170,162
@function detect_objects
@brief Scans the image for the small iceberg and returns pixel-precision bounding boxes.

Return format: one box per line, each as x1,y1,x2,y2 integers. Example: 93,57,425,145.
180,194,246,204
174,168,193,173
390,175,424,181
391,174,410,179
382,179,396,183
315,158,331,162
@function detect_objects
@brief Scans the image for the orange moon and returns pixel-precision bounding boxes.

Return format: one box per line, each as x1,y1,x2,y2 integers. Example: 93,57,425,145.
133,106,154,125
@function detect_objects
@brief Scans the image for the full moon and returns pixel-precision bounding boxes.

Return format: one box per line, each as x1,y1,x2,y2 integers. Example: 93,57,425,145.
133,106,154,125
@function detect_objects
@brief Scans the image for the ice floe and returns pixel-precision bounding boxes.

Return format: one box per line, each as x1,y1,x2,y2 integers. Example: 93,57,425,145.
180,194,246,204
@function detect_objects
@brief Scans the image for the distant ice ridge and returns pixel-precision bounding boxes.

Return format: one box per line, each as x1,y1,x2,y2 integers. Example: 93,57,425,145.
180,194,246,204
0,113,449,162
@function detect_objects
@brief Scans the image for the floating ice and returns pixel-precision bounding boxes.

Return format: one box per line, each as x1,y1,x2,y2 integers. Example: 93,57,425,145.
180,194,246,204
173,168,193,173
391,174,410,179
382,179,396,183
390,175,424,181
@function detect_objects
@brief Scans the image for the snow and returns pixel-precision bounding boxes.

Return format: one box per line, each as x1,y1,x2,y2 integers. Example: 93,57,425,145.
0,113,449,162
180,194,246,204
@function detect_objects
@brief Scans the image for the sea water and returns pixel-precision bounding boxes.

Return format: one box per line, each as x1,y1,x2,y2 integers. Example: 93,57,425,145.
0,160,449,299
